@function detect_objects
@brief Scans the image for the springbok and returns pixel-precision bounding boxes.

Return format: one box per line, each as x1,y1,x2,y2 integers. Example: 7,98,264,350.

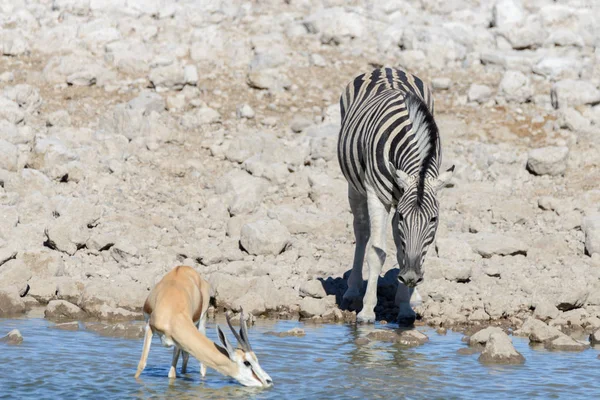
134,265,273,388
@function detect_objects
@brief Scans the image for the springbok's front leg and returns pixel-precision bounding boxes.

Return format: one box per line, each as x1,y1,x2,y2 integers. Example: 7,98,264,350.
135,322,153,378
168,347,181,379
343,186,370,309
357,188,388,324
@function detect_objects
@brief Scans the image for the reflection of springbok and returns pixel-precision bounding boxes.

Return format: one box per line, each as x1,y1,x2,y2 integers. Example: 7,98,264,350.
134,265,273,388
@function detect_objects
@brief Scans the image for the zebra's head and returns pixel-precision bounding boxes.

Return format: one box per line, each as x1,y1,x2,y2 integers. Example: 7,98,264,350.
389,162,454,287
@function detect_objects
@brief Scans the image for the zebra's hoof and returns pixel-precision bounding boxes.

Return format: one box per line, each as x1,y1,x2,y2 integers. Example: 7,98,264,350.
397,312,416,327
356,311,376,324
342,289,363,311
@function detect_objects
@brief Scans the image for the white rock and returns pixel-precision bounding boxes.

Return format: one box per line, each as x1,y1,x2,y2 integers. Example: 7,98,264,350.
558,108,591,133
478,332,525,364
309,53,327,67
533,57,580,79
149,64,186,91
304,7,366,45
467,233,528,258
240,219,291,256
467,84,492,104
247,69,291,92
432,77,451,90
3,84,42,113
184,65,198,85
45,300,87,320
583,214,600,256
0,140,19,172
216,170,267,216
526,146,569,176
1,33,29,56
533,302,560,321
299,280,327,299
498,70,533,103
46,110,72,127
299,297,328,318
469,326,505,346
493,0,525,28
236,104,255,119
127,90,165,115
0,97,25,124
551,80,600,108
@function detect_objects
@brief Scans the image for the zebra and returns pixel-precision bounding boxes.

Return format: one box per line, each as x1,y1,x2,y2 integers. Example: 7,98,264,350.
337,67,454,324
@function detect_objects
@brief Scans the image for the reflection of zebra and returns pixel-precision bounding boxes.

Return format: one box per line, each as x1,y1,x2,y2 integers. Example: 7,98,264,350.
337,67,454,324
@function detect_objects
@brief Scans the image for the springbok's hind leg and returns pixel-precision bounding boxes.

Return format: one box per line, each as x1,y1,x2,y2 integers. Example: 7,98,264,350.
342,185,370,310
181,352,190,374
134,322,153,378
168,347,181,379
356,188,388,324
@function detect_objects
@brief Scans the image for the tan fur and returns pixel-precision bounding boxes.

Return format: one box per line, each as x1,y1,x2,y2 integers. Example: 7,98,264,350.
134,266,237,379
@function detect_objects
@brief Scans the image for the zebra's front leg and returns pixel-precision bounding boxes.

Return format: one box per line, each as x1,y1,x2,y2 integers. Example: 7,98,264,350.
342,186,370,309
357,189,388,324
395,284,417,326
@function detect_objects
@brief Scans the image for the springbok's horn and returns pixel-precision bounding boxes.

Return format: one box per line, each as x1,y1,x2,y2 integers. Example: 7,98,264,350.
239,308,253,352
226,309,248,350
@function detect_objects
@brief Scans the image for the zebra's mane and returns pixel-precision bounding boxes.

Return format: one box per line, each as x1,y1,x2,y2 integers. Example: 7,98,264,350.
403,92,439,206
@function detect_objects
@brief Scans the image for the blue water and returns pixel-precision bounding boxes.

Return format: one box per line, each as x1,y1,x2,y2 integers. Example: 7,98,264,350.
0,317,598,399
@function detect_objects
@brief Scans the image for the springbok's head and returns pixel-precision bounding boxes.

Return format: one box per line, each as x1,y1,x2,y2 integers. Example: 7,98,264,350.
389,162,454,287
215,309,273,388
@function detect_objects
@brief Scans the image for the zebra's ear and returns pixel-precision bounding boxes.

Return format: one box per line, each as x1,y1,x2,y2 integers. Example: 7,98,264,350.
431,165,455,192
388,162,412,191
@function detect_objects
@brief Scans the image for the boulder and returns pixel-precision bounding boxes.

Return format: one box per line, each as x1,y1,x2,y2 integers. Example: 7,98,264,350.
544,335,589,351
0,329,23,345
299,280,327,299
469,326,505,346
148,63,186,91
498,70,533,103
84,322,145,339
396,330,429,346
492,0,525,28
551,80,600,108
526,146,569,176
468,84,492,104
50,322,80,331
582,214,600,256
478,332,525,364
467,233,528,258
533,302,560,321
366,329,398,342
240,219,290,256
265,328,306,337
44,300,87,320
590,329,600,346
299,297,328,318
0,287,27,317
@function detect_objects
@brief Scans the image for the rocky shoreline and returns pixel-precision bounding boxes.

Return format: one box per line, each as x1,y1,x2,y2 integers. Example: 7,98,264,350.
0,1,599,335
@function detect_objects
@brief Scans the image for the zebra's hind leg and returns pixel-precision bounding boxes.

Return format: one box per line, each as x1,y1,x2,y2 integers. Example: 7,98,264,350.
342,186,370,310
357,187,389,324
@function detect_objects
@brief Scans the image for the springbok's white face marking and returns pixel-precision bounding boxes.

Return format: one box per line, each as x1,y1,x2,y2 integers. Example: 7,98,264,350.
215,310,273,388
230,349,272,388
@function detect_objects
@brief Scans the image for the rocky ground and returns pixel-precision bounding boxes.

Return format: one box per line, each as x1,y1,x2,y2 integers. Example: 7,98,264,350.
0,0,599,336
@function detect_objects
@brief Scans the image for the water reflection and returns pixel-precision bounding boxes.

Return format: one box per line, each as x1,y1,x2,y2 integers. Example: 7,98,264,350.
0,317,598,399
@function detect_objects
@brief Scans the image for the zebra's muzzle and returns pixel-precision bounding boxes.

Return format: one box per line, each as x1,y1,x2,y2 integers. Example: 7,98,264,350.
398,269,423,288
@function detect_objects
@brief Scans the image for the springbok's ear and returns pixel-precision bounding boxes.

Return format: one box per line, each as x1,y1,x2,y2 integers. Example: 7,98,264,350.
216,325,235,358
388,162,412,192
431,165,455,192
